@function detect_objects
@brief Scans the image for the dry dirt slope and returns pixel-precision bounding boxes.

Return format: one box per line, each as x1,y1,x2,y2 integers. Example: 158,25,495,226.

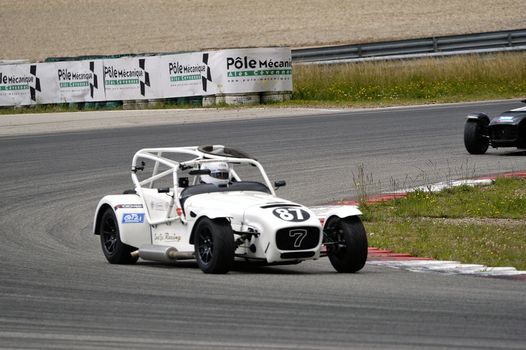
1,0,525,62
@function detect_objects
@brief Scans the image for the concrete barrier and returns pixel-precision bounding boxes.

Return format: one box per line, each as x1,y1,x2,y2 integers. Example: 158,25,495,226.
261,91,292,103
223,93,260,105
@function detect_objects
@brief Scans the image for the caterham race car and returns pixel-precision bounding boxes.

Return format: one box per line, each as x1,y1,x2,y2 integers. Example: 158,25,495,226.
464,101,526,154
93,145,368,274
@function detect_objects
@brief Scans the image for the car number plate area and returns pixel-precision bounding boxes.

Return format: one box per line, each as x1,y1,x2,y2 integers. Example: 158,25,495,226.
275,227,320,250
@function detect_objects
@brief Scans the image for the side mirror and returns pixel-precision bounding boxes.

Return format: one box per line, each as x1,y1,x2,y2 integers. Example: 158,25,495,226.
132,161,146,173
274,180,286,189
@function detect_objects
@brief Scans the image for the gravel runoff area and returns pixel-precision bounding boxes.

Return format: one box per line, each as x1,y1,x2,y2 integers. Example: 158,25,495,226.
1,0,525,62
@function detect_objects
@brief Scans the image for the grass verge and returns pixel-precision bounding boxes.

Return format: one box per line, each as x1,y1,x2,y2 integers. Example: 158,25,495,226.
292,52,526,106
360,177,526,270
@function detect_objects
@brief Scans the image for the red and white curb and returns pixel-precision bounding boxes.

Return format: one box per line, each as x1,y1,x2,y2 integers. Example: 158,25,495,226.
325,171,526,280
367,248,526,280
335,178,496,206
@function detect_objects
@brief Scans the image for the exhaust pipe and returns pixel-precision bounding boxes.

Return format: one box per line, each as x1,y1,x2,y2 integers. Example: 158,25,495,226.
133,245,194,263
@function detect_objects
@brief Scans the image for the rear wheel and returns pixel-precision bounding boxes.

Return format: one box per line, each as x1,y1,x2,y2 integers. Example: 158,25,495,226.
464,120,489,154
194,218,235,274
99,208,138,264
324,216,368,273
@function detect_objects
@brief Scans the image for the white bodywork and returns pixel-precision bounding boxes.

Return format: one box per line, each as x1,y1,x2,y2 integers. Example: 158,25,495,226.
93,145,362,264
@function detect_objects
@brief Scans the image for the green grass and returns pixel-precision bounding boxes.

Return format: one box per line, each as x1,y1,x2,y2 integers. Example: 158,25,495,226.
361,177,526,270
292,52,526,106
366,220,526,270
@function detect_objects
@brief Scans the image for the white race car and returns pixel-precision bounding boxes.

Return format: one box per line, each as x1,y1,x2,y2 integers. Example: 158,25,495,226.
93,145,368,274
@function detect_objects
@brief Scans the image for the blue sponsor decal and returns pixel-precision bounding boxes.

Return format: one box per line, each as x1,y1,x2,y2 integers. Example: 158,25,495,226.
122,213,145,224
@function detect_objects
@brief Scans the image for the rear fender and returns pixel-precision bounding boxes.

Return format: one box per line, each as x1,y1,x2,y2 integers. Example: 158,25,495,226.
93,194,150,248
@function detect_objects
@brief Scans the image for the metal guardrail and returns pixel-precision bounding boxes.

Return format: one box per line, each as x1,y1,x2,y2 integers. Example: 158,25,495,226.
292,29,526,63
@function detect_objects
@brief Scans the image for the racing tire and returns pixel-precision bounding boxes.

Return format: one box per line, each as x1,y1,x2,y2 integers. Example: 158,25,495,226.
99,208,139,264
324,216,368,273
464,120,489,154
194,218,235,274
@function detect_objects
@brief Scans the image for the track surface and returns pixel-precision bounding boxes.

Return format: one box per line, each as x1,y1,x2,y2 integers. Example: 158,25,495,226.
1,101,526,349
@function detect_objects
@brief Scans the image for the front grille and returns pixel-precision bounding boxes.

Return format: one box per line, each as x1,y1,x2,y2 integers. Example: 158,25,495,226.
490,125,518,141
275,226,320,250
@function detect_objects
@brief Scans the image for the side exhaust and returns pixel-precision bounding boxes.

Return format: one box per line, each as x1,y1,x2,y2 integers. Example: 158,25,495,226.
131,245,194,263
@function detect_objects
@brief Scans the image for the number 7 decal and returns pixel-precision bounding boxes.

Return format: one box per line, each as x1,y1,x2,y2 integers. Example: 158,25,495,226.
289,229,308,248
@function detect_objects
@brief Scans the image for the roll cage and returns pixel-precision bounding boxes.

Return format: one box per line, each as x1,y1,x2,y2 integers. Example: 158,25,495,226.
130,145,276,226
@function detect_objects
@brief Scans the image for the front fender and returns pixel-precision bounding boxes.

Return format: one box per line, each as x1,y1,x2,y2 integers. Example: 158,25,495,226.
309,205,362,225
186,200,241,242
466,113,490,125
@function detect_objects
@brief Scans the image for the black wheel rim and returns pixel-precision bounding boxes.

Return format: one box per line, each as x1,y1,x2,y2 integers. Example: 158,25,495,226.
101,215,118,255
324,220,346,258
198,227,213,264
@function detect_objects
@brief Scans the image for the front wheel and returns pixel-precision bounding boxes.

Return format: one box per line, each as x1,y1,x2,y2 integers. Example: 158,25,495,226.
194,218,235,274
464,120,489,154
324,216,368,273
99,208,138,264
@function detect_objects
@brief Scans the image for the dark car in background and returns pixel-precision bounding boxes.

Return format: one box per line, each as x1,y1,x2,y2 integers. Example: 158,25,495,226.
464,100,526,154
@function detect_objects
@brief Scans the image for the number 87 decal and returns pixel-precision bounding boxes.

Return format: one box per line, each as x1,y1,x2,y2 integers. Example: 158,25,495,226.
272,207,310,222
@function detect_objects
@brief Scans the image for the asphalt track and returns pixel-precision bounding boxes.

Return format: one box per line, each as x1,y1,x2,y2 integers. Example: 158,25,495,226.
1,100,525,349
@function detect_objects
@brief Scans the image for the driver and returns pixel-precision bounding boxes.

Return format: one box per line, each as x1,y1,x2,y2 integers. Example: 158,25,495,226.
200,161,231,186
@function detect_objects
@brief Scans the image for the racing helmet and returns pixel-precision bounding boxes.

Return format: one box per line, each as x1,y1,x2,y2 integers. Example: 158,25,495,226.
200,161,230,186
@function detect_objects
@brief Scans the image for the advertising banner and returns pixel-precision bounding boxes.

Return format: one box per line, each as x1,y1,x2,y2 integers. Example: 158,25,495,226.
0,63,47,106
103,56,162,101
55,60,105,102
0,63,71,106
1,47,292,107
33,62,60,105
210,47,292,94
159,52,218,98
